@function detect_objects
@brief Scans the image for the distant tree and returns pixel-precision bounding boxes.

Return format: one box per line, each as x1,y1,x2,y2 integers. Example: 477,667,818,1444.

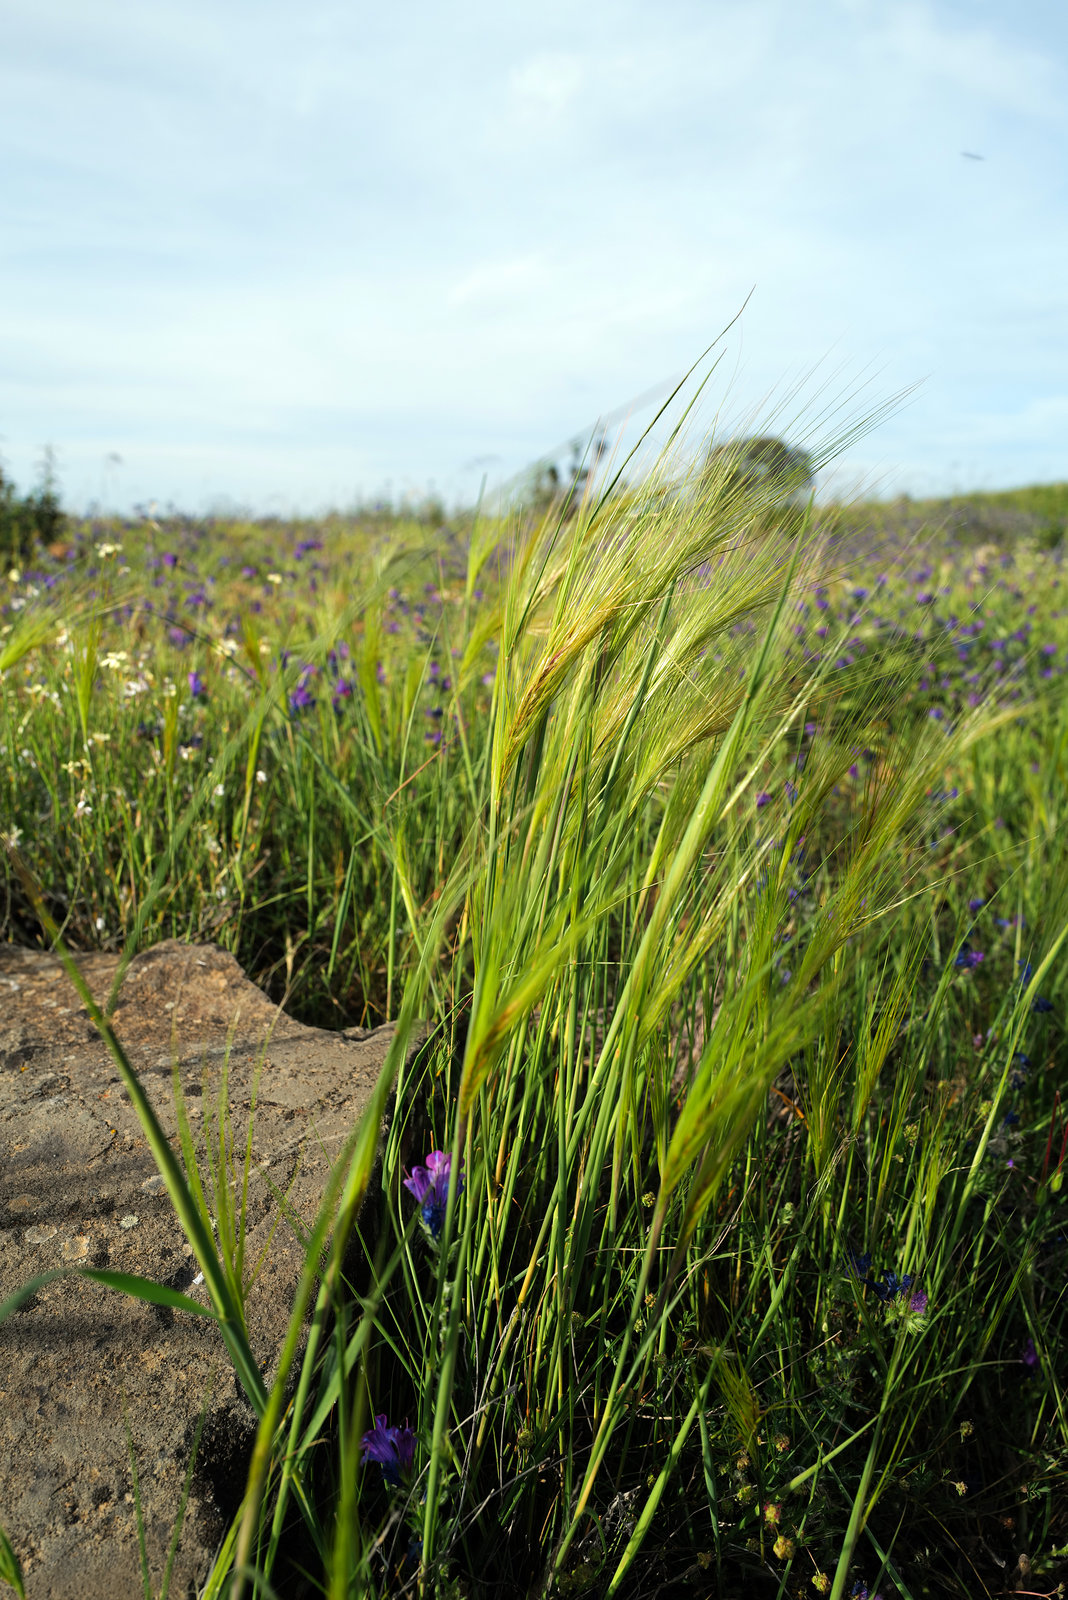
0,452,65,566
703,435,815,530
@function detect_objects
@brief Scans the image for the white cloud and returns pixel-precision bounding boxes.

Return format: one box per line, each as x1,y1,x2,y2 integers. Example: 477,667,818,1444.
508,52,585,119
446,256,550,311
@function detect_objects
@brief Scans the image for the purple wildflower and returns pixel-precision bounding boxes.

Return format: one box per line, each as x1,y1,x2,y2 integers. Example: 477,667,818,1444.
161,551,178,568
288,684,316,713
241,564,258,579
403,1150,463,1240
872,1270,912,1303
360,1414,416,1487
851,1251,926,1317
331,677,354,710
847,1249,872,1282
187,670,207,700
756,790,772,809
1022,1337,1038,1369
954,947,984,970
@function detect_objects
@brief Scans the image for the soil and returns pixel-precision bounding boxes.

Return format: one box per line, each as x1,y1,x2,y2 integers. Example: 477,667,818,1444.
0,939,406,1599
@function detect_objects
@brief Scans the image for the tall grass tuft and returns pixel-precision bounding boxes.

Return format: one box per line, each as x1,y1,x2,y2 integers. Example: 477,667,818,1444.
2,420,1067,1597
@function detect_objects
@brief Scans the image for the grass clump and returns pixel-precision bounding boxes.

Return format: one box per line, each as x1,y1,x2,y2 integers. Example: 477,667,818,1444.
2,411,1067,1599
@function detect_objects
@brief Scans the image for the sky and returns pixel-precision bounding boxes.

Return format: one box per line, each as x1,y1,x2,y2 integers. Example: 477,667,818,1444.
2,0,1066,516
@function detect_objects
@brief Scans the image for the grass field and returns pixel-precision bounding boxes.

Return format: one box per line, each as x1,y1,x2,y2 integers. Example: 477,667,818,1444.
2,437,1067,1600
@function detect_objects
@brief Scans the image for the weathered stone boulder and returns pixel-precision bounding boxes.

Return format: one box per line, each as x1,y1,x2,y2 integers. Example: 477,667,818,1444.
0,940,401,1599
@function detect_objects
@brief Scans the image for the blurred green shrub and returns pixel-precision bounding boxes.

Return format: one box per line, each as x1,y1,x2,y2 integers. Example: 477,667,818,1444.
0,454,66,567
703,434,815,532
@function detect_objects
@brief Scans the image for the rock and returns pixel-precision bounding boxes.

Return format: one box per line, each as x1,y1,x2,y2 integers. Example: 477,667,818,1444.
0,939,406,1599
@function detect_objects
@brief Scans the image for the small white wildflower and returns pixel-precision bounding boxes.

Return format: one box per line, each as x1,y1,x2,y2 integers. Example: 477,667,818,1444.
7,569,20,584
1,827,23,849
213,783,225,798
74,797,93,818
255,769,267,784
94,916,106,931
266,572,282,585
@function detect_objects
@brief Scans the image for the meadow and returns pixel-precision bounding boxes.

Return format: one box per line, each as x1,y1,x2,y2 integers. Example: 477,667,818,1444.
1,432,1067,1600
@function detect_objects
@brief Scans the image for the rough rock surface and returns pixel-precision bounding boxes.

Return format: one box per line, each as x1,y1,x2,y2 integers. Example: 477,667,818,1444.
0,939,403,1599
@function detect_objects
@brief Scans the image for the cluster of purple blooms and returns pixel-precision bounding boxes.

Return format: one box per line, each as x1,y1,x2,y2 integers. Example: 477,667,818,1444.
848,1252,928,1317
946,904,1057,1012
403,1149,463,1240
784,550,1066,733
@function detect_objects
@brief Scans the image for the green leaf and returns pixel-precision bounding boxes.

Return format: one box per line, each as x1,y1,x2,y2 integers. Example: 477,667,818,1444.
0,1525,25,1600
82,1269,220,1319
0,1268,69,1324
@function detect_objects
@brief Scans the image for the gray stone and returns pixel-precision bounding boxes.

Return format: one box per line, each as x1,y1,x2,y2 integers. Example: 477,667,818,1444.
0,939,404,1599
